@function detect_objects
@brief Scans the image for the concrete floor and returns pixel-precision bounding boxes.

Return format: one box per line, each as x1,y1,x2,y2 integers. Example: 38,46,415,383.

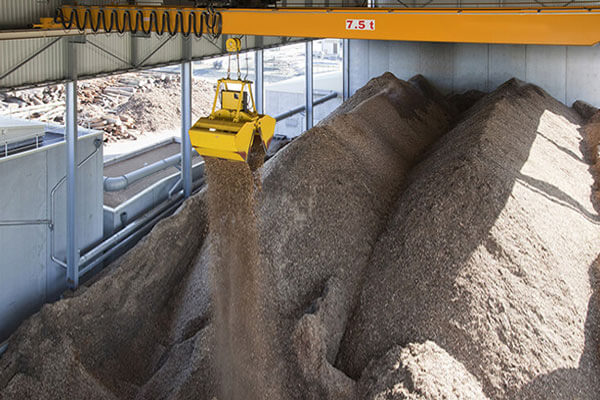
103,130,180,163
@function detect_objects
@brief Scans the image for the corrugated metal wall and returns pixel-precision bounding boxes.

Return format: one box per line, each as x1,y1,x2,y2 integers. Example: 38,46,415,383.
0,0,62,30
0,1,306,90
0,33,304,90
80,34,132,75
0,37,65,88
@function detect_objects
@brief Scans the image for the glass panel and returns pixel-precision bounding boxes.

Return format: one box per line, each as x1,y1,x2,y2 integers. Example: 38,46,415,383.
193,51,256,114
264,42,306,138
312,39,343,126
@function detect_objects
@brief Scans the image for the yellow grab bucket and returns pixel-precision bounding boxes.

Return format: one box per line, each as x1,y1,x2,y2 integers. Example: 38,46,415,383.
189,78,276,162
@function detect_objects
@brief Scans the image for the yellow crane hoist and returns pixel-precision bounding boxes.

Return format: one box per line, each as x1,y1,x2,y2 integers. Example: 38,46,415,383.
189,38,275,162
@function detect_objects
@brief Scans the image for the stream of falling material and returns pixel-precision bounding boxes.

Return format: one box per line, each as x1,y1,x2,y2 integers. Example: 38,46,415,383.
205,140,275,400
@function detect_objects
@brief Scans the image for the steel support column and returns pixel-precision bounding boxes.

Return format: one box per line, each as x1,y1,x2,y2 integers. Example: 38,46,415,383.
343,39,349,101
65,80,79,289
305,41,313,131
181,61,193,198
255,49,264,114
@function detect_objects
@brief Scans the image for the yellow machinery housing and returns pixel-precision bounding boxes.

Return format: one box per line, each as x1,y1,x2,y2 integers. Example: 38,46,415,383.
189,78,275,162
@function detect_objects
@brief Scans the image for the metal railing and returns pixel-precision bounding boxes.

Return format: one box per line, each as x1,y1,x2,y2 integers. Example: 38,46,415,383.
274,91,338,122
103,152,183,192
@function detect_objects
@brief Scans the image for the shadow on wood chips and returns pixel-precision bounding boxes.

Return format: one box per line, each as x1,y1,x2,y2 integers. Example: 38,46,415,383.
339,79,600,399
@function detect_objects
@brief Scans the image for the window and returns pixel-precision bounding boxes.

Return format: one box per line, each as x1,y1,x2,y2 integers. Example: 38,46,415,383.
312,39,343,126
264,43,306,138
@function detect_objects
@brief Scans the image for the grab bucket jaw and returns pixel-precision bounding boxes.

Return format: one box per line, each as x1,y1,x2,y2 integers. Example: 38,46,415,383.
190,119,256,162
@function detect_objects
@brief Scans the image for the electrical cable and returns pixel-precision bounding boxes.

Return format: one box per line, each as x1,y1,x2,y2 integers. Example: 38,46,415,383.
54,6,222,38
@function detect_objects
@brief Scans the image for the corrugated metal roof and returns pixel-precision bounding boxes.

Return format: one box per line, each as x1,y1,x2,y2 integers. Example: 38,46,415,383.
0,1,305,89
0,36,65,88
0,32,303,90
0,0,62,30
80,34,132,75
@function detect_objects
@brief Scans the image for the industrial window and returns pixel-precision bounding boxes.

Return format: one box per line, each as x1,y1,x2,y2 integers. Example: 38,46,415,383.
312,39,343,126
264,42,306,139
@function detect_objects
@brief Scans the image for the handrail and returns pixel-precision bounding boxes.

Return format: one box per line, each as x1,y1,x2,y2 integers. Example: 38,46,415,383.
50,139,102,269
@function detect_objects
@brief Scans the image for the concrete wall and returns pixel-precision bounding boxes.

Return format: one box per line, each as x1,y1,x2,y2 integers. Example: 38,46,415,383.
349,40,600,107
0,132,103,341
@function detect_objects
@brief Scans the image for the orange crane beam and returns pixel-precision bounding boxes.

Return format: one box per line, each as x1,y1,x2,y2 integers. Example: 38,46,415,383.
222,7,600,45
35,5,600,46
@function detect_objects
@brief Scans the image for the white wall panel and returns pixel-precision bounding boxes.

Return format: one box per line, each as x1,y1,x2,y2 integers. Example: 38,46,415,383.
525,45,567,103
388,41,420,82
350,39,600,107
0,132,102,341
452,43,488,92
489,44,526,90
566,46,600,107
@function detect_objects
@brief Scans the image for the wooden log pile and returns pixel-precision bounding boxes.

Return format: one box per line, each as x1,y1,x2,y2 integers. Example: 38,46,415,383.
0,72,185,143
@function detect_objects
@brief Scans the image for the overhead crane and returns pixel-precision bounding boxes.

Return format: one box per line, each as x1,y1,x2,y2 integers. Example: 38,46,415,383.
28,2,600,161
31,4,600,46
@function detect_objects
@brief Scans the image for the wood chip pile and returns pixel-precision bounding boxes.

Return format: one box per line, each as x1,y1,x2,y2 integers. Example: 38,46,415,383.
1,73,599,400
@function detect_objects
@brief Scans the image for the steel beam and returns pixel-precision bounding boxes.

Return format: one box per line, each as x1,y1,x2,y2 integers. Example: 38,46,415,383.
0,220,52,227
37,6,600,45
65,80,79,289
181,61,193,198
255,49,264,114
217,7,600,46
343,38,349,101
305,40,313,131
